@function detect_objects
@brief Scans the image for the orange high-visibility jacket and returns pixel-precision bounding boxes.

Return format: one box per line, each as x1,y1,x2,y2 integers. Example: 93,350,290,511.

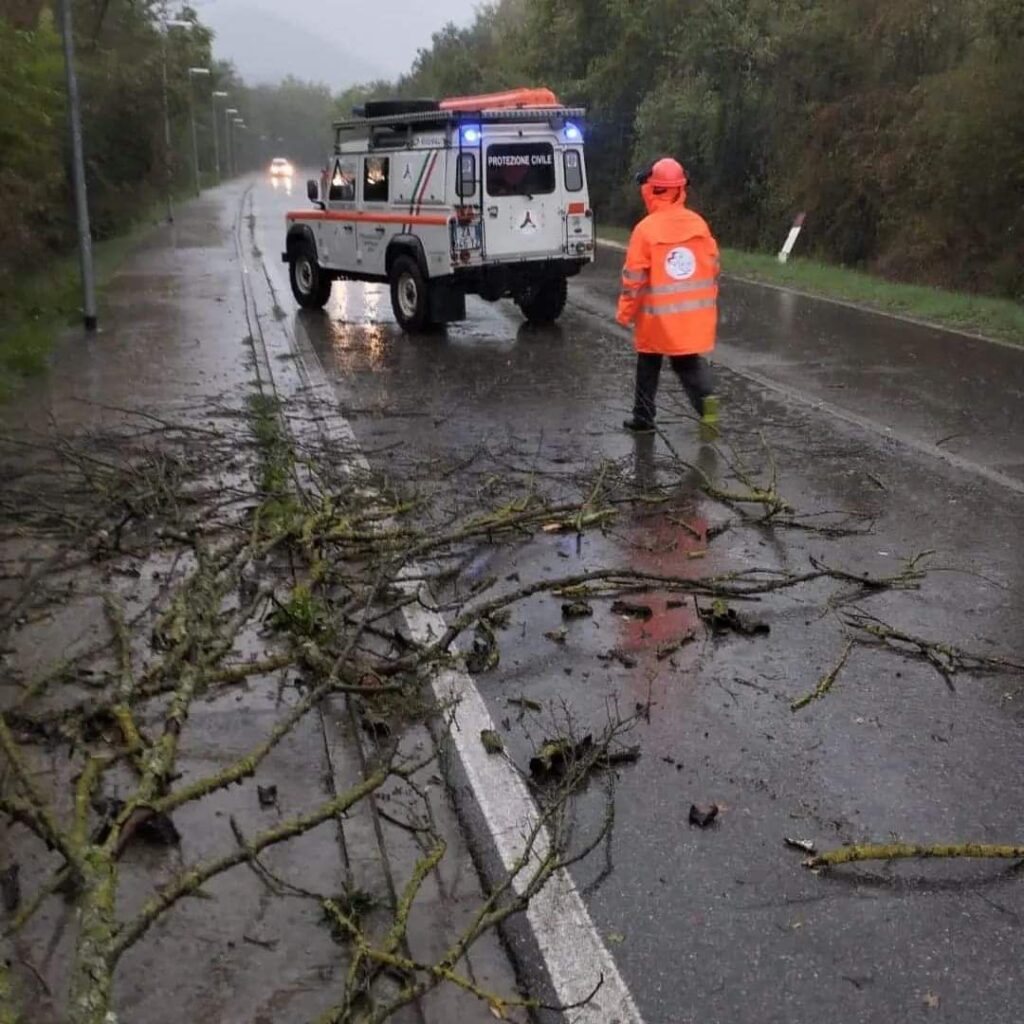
616,192,720,356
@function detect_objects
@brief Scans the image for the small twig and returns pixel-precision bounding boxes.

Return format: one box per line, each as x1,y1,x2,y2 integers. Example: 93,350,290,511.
791,641,855,712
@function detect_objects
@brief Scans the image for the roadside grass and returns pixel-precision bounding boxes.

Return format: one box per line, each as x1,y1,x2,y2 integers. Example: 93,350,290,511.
0,231,143,400
598,225,1024,346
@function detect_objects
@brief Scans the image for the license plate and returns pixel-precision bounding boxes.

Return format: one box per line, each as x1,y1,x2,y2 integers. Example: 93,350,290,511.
452,222,481,250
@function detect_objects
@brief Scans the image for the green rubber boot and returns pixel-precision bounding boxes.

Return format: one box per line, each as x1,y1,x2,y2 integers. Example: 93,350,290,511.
699,395,720,442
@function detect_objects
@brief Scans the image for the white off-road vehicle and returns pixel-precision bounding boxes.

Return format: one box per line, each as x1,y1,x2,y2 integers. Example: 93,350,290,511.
282,89,594,331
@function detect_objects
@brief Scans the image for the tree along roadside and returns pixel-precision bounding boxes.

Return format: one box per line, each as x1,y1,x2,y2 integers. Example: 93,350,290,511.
598,225,1024,348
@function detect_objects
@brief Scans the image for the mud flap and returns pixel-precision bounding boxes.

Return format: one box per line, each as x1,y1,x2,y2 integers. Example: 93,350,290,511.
429,282,467,323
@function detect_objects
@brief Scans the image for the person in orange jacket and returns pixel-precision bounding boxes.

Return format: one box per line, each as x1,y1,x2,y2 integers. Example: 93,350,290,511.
616,157,720,438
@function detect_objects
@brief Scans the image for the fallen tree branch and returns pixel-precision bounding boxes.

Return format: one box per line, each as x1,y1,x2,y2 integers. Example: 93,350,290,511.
805,842,1024,870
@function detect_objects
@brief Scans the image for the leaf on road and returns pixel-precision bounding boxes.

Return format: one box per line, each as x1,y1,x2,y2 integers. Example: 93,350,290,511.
561,600,593,619
784,837,817,855
530,735,592,780
689,803,719,828
480,729,504,755
608,648,637,669
466,620,500,673
698,600,769,637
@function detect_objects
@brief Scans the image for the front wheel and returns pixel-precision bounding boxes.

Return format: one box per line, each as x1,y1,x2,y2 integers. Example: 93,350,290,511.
289,244,333,309
389,255,432,332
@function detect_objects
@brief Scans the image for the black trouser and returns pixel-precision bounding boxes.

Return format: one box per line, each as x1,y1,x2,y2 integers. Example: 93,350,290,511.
633,353,713,425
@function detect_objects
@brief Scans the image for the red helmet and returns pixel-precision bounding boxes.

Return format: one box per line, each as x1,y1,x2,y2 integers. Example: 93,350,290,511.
649,157,687,189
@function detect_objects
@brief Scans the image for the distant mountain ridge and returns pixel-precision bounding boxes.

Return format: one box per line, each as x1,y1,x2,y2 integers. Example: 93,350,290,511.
203,1,383,90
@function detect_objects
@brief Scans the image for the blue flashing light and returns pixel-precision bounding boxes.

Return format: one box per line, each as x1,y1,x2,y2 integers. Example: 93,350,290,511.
564,122,583,142
461,126,481,145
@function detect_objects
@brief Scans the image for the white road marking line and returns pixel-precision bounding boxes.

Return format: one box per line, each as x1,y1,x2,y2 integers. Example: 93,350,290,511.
247,192,646,1023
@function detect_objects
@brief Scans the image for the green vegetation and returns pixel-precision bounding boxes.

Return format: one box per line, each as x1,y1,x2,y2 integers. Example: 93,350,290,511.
0,229,141,398
365,0,1023,305
599,224,1024,344
720,249,1024,346
0,4,216,276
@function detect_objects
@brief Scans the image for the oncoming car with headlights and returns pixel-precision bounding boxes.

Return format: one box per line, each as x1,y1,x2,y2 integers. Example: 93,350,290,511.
270,158,294,177
281,89,594,330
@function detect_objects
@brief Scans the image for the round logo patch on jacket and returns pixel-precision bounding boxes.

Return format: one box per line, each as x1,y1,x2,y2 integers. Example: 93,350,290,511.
665,246,697,280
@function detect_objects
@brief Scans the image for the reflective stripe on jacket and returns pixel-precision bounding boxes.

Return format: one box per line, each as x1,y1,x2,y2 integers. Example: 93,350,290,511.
616,193,719,356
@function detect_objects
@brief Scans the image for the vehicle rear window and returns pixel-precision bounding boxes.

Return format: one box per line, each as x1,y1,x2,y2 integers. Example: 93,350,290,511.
486,143,555,197
564,150,584,192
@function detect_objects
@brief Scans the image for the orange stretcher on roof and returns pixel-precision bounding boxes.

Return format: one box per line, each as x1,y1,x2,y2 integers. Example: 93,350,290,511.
439,88,561,112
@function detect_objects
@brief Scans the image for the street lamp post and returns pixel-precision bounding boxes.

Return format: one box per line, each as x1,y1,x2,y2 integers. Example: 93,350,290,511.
224,108,238,176
160,10,193,223
57,0,97,331
187,66,210,196
212,90,228,183
233,119,246,175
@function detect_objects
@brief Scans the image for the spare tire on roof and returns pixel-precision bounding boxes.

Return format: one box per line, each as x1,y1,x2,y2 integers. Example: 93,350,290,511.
360,99,440,119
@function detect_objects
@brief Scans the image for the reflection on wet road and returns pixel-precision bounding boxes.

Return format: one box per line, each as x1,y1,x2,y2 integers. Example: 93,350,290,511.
254,177,1024,1024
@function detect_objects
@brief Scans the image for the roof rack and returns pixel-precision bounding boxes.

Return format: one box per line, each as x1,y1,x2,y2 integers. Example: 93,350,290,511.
332,106,586,133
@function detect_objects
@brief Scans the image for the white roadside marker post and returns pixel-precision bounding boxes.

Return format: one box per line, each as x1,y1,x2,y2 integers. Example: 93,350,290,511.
778,211,806,264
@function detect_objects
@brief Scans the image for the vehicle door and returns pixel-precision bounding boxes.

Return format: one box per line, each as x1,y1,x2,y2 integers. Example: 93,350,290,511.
482,139,563,260
324,155,357,270
357,155,391,275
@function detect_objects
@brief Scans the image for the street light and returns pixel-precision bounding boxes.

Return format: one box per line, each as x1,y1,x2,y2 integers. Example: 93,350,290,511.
57,0,96,330
224,107,238,176
212,90,228,183
187,67,210,196
233,121,247,175
161,10,195,222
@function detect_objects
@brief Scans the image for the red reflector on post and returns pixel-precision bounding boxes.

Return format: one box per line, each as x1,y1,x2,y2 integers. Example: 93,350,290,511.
567,202,586,215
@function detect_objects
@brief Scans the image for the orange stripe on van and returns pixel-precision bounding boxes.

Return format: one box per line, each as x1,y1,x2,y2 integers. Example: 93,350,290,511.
287,211,448,227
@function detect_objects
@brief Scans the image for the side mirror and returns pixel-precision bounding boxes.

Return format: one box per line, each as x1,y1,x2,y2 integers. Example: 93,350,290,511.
307,178,320,203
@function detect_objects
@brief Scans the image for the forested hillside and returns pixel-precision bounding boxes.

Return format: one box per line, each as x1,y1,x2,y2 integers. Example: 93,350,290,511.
378,0,1024,299
0,2,335,289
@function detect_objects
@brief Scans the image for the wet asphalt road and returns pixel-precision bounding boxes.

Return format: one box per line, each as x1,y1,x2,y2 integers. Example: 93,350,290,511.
253,176,1024,1023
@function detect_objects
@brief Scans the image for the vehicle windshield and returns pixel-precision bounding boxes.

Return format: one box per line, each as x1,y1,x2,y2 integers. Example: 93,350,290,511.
486,143,555,197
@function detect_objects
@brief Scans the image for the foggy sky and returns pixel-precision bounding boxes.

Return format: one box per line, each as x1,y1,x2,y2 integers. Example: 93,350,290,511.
197,0,482,90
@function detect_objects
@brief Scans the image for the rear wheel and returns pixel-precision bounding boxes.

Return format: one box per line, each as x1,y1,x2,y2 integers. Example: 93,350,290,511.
289,244,333,309
516,277,568,323
389,256,431,332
